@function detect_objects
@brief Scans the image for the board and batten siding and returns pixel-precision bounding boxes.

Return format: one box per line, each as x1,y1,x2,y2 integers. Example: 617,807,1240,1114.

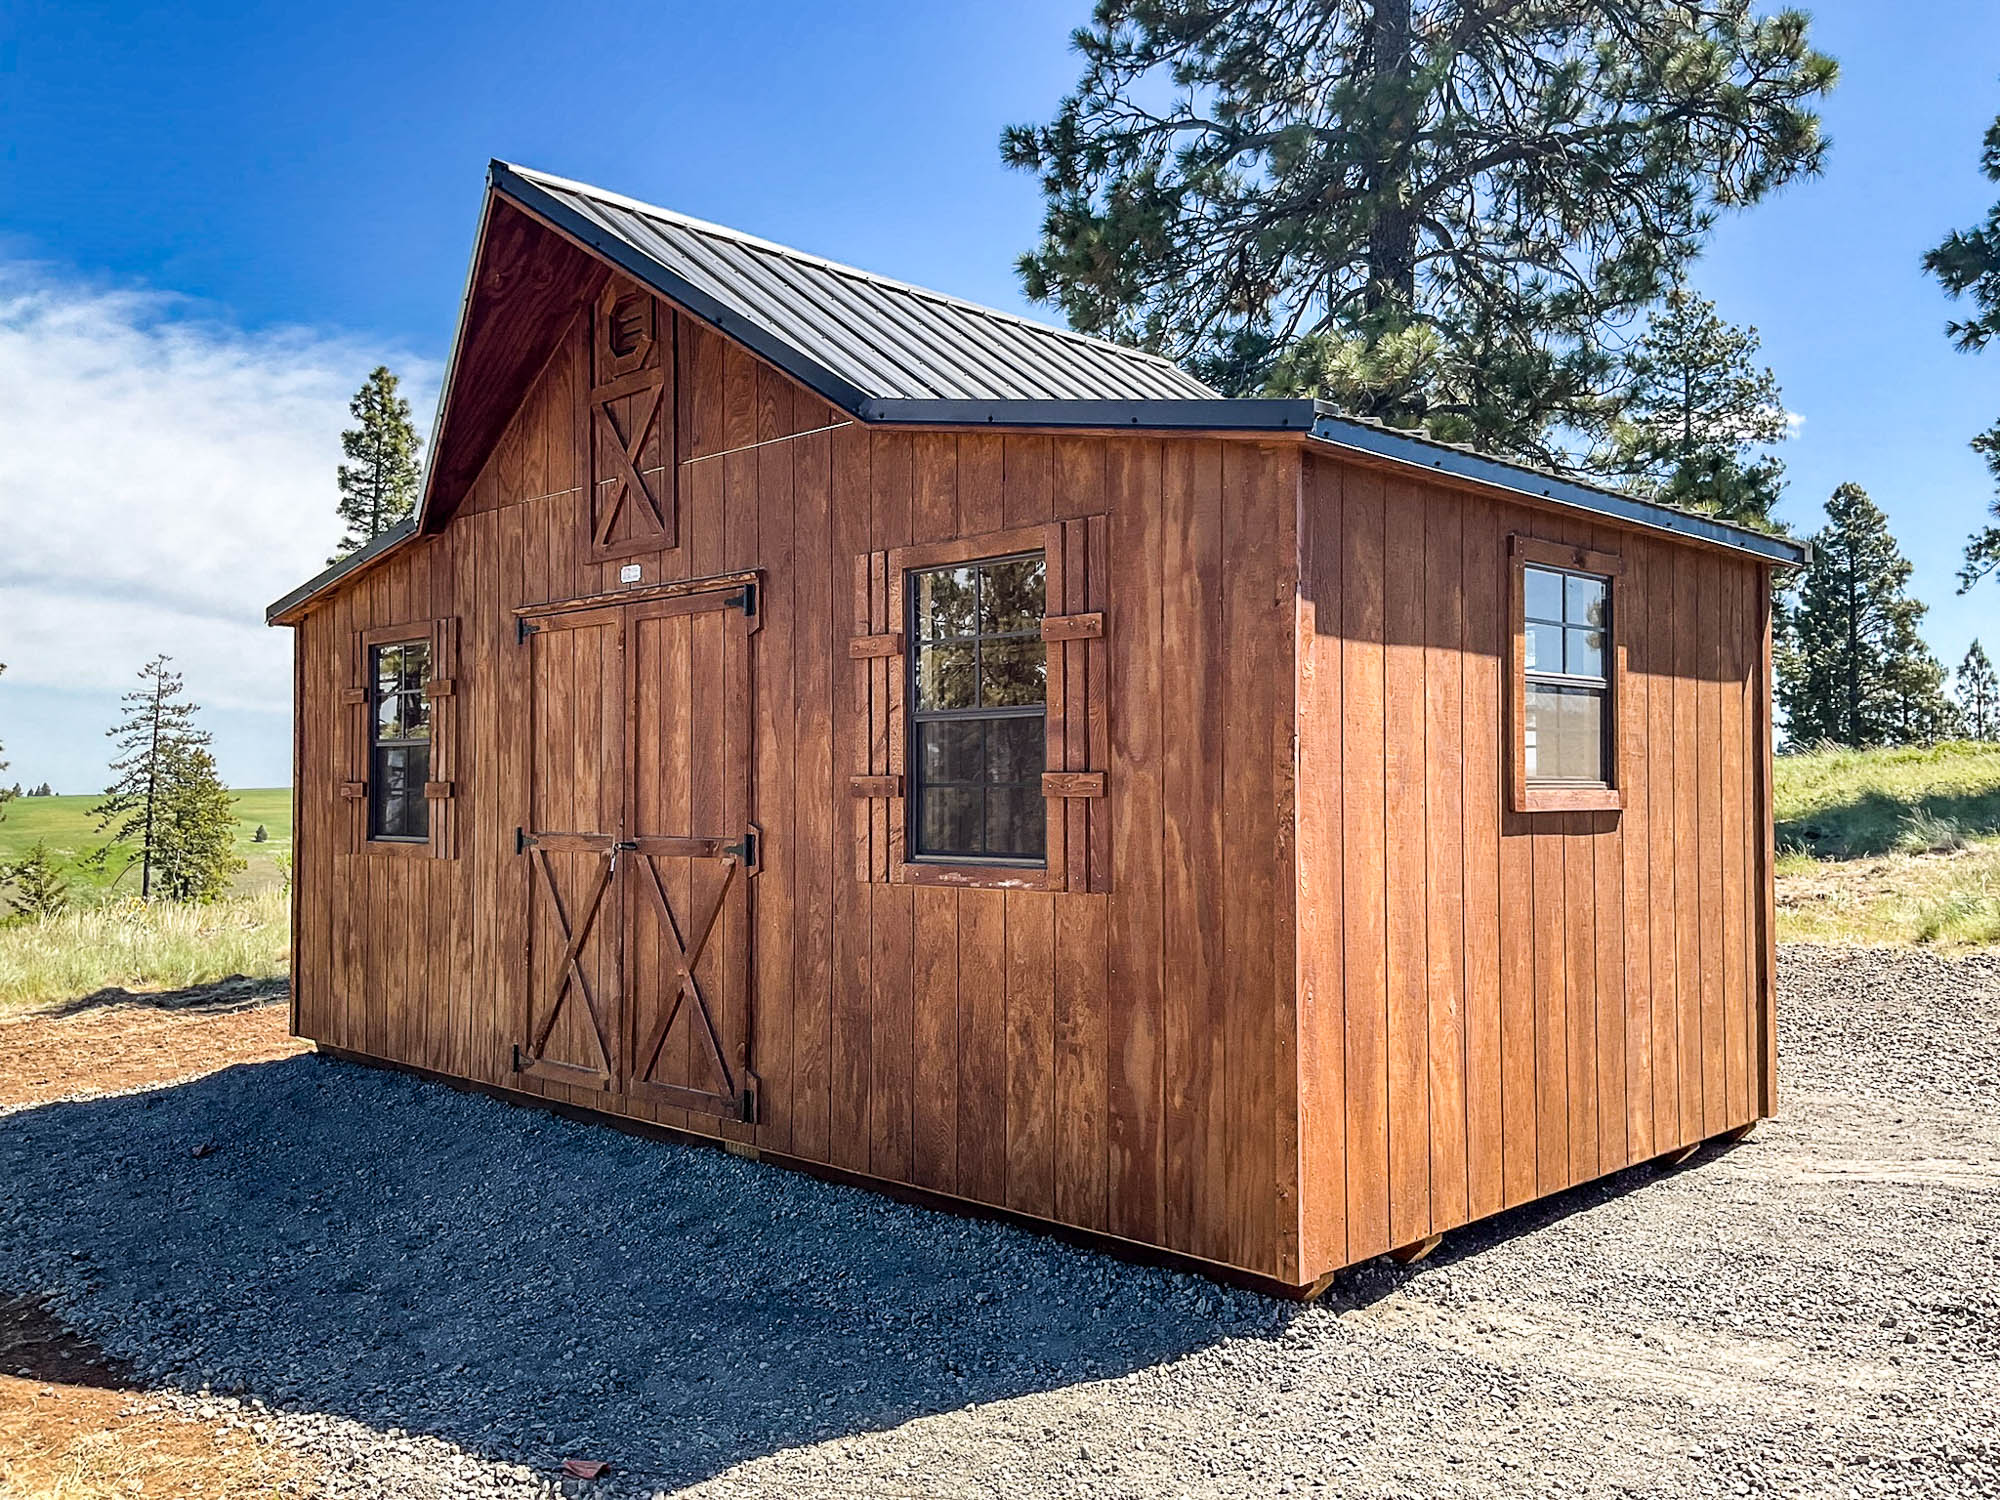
1293,450,1777,1278
291,297,1310,1283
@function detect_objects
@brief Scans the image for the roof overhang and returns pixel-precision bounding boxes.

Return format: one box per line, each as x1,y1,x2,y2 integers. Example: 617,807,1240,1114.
267,517,418,626
1302,406,1808,568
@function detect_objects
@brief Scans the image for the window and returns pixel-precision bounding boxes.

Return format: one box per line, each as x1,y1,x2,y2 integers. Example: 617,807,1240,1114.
370,640,432,841
907,553,1047,863
1522,563,1610,785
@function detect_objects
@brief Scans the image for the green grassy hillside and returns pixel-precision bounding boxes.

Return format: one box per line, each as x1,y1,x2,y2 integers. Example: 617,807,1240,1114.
1774,741,2000,947
0,788,292,903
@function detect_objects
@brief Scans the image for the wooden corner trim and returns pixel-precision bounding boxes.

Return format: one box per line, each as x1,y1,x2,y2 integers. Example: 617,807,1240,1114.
423,780,455,801
423,678,456,699
339,781,368,800
339,686,368,706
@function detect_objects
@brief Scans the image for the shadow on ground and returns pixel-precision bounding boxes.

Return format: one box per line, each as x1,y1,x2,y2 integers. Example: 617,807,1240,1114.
1778,785,2000,858
0,1053,1295,1490
33,973,288,1021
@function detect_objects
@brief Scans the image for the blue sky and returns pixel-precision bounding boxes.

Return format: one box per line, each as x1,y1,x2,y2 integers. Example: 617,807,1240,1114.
1,0,1995,791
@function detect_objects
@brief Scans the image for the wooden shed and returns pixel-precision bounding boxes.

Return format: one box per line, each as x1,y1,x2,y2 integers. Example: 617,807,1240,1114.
270,162,1805,1295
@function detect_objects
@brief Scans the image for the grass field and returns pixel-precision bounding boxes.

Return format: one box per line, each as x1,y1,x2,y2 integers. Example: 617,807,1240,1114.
0,887,289,1014
1774,740,2000,947
0,788,291,903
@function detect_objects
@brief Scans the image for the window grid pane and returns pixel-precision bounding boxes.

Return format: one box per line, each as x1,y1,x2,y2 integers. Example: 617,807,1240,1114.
1522,563,1611,785
369,641,432,841
909,554,1046,863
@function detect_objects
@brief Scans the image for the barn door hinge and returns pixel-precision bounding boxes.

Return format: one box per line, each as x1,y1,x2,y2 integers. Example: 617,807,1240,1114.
737,1084,757,1124
511,1044,523,1073
516,616,540,645
515,828,536,854
722,828,757,869
724,582,758,618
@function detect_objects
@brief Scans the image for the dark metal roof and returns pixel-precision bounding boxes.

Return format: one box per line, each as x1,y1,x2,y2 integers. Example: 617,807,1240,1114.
267,518,417,625
496,162,1215,407
1303,405,1808,567
266,165,1801,624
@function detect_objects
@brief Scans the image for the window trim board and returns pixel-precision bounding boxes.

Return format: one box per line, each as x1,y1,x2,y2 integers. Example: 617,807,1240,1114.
347,616,460,857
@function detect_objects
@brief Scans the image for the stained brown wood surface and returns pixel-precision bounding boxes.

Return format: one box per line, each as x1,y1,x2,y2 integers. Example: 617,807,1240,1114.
289,291,1312,1282
1292,452,1776,1272
285,253,1777,1289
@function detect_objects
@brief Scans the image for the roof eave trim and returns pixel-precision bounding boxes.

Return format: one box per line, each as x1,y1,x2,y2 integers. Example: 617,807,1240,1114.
1305,407,1808,568
491,161,876,421
266,518,418,625
858,397,1320,431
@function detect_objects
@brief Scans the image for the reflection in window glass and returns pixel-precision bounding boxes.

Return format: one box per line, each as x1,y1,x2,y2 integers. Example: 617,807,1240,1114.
370,640,432,840
1522,563,1610,785
908,553,1046,862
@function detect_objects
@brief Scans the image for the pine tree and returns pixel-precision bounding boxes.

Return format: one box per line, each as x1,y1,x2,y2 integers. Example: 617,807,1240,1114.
1777,484,1952,747
1922,108,2000,592
1003,1,1835,469
94,655,209,899
1612,285,1790,528
5,841,69,920
1958,640,1999,739
330,366,423,564
149,742,244,904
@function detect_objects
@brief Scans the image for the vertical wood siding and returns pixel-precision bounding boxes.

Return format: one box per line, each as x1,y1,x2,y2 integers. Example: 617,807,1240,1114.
292,302,1307,1282
1294,452,1776,1270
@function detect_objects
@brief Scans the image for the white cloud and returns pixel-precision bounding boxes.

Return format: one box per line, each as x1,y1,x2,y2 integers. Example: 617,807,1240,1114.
0,263,436,733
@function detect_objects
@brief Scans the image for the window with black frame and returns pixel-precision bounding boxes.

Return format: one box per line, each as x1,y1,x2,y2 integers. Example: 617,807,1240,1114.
370,640,432,841
1522,564,1611,785
908,553,1047,863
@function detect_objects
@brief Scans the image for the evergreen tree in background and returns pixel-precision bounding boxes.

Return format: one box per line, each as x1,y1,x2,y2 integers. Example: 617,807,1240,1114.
149,742,244,904
1958,640,1998,740
1611,284,1790,528
330,366,423,564
94,655,209,899
1003,1,1835,471
1778,484,1952,747
5,841,69,920
1922,105,2000,592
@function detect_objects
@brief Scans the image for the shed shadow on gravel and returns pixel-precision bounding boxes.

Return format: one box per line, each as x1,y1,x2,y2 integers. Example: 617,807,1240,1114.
0,1054,1297,1491
1328,1142,1749,1311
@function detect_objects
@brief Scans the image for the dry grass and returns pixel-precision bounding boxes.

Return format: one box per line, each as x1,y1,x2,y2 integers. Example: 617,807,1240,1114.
0,1379,317,1499
0,890,288,1015
1772,740,2000,949
1776,841,2000,948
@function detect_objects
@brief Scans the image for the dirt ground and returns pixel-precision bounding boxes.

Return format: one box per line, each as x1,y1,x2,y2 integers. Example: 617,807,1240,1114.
0,987,313,1499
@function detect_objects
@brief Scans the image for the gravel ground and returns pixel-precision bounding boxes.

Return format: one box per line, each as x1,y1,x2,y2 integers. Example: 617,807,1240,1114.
3,945,1996,1499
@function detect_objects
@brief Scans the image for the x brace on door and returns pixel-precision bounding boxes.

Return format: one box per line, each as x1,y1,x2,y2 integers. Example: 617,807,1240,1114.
628,851,744,1116
518,842,619,1088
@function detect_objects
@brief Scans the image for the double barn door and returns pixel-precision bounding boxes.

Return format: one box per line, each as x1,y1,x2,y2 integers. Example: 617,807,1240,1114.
514,581,759,1121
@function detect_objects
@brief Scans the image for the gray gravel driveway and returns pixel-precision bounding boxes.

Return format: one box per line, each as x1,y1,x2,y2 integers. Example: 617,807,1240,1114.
3,945,1996,1498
